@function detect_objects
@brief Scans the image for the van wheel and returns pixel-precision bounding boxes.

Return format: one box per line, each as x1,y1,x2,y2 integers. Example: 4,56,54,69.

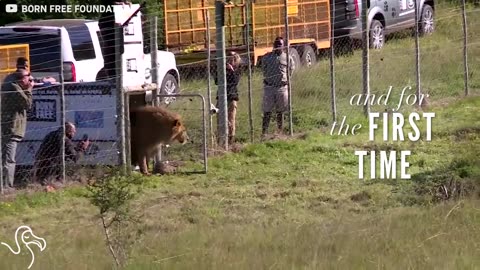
300,45,317,67
369,19,385,49
419,5,434,36
161,73,178,105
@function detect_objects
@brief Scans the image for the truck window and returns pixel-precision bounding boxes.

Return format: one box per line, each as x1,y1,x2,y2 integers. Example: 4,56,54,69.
0,33,61,73
67,24,96,61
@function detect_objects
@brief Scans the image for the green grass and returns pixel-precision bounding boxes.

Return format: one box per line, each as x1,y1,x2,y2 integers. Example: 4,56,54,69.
0,95,478,270
0,3,479,269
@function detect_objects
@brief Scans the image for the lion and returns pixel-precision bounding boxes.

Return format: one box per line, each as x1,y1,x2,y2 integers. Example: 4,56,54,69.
129,105,188,175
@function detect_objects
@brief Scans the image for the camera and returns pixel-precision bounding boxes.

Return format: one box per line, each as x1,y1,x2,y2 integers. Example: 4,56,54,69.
210,103,219,115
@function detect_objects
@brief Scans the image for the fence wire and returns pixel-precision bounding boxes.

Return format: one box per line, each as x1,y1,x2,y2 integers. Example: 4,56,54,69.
0,0,478,194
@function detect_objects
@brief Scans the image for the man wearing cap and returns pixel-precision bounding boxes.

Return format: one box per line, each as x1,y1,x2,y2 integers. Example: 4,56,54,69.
2,57,30,84
260,37,293,137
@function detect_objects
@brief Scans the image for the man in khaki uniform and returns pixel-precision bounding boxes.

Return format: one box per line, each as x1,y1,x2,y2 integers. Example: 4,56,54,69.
261,37,293,136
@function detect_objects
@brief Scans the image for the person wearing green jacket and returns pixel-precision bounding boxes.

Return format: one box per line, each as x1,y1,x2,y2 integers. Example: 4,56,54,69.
1,69,34,192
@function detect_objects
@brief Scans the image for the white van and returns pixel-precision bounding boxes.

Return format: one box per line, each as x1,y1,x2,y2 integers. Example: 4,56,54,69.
0,19,104,83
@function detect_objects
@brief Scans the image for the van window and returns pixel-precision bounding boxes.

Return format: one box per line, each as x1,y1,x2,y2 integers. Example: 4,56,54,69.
0,33,61,73
67,24,96,61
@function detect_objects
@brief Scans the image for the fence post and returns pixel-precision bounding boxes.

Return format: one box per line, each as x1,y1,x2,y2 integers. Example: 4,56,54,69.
246,1,254,143
284,0,294,136
361,0,370,116
206,10,215,148
115,24,127,175
0,74,3,194
124,92,131,174
461,0,469,96
59,29,66,183
330,0,337,122
150,16,163,174
215,0,229,150
413,0,421,105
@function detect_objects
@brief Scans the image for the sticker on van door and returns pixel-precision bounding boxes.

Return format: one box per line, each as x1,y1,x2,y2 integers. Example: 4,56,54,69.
145,68,151,80
399,0,414,10
407,0,414,8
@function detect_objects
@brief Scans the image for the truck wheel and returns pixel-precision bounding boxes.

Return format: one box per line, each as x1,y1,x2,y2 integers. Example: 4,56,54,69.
419,5,434,36
160,73,178,105
300,45,317,67
289,47,301,73
369,19,384,50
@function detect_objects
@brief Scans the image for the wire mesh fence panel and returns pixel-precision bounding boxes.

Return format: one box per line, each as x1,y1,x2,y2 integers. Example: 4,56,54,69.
367,11,418,114
2,82,119,189
466,3,480,95
323,35,365,128
289,49,334,134
145,94,207,174
419,1,466,102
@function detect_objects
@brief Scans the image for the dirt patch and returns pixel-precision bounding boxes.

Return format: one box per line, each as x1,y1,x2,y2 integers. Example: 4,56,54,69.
0,180,85,202
342,142,402,152
350,191,371,202
260,131,309,142
317,195,337,203
188,191,202,197
273,191,290,198
255,189,267,199
291,179,315,188
230,143,246,153
453,126,480,141
207,142,247,157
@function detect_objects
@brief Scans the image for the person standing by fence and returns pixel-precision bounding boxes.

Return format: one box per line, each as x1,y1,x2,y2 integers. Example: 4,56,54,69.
1,69,34,193
261,37,293,138
215,51,242,145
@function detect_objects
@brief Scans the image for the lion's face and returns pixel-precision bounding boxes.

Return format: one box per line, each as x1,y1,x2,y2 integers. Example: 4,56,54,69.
171,119,189,144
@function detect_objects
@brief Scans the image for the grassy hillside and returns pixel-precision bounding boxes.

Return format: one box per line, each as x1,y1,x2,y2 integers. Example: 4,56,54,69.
0,94,478,270
0,2,478,270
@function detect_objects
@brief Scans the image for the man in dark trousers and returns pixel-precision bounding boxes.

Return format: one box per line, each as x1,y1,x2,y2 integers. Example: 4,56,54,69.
261,37,293,137
32,122,90,187
1,69,34,193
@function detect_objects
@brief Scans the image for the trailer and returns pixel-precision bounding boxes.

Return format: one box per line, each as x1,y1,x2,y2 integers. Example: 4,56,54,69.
162,0,331,75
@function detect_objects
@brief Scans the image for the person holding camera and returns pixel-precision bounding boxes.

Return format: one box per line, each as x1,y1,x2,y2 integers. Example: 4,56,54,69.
261,37,293,137
1,69,35,192
214,51,242,145
32,122,90,188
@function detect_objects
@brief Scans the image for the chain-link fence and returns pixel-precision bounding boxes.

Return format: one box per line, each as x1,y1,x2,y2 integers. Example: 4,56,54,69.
164,0,478,142
1,0,478,194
